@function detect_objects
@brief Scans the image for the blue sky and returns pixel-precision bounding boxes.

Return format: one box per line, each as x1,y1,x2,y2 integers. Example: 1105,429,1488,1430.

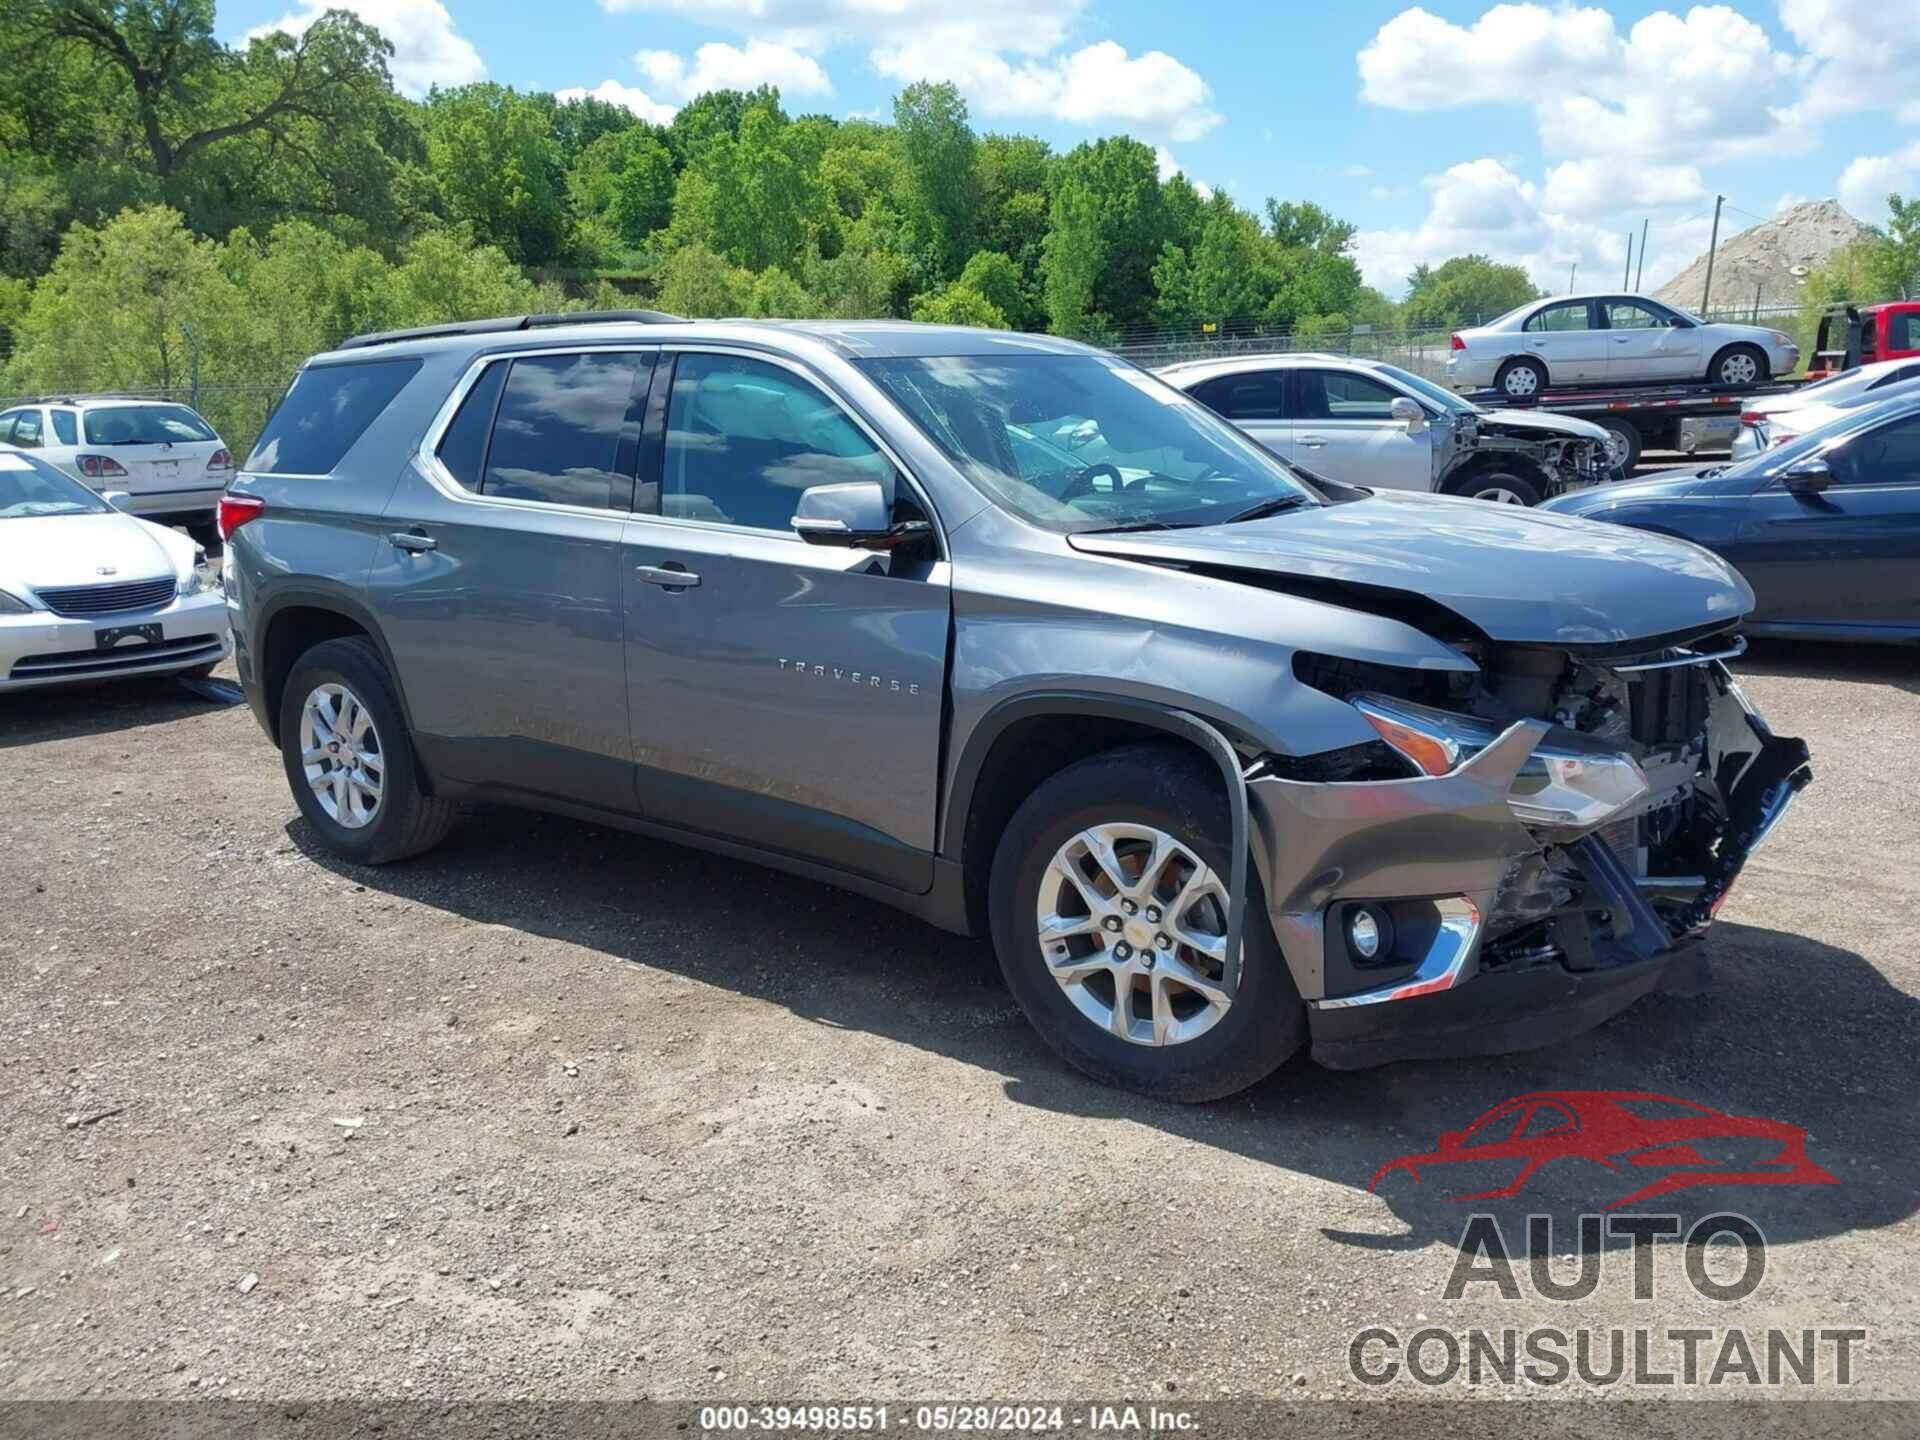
221,0,1920,296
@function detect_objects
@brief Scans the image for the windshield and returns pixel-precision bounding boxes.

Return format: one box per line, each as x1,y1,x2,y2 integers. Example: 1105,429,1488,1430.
0,451,110,518
82,405,217,445
859,353,1315,532
1373,362,1478,415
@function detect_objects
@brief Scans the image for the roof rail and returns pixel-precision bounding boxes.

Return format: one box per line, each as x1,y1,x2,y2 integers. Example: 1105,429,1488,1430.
4,392,170,406
334,309,685,352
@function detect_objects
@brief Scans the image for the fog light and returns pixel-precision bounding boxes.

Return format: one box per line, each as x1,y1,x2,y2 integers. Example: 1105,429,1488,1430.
1348,910,1382,959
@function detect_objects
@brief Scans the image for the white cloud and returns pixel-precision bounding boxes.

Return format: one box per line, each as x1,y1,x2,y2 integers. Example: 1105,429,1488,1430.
553,79,678,124
1352,156,1723,299
872,37,1218,141
1541,159,1706,217
1359,4,1800,165
1838,145,1920,225
1154,145,1213,199
635,40,832,101
1341,163,1374,179
596,0,1217,141
247,0,484,97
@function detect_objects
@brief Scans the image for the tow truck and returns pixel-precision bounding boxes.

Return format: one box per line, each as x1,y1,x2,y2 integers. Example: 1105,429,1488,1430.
1456,375,1803,472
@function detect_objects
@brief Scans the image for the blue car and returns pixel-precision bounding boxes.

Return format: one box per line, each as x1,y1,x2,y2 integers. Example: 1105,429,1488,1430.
1543,392,1920,644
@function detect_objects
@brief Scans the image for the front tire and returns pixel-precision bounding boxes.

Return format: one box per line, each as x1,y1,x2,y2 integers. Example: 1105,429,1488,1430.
1710,344,1767,388
278,636,456,865
1595,417,1642,474
1443,468,1542,505
1494,357,1547,399
987,743,1305,1102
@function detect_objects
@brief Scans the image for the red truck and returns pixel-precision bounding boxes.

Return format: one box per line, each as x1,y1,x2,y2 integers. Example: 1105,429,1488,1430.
1806,301,1920,380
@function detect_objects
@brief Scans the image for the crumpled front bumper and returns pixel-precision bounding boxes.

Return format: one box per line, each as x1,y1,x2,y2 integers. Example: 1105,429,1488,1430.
1244,670,1810,1069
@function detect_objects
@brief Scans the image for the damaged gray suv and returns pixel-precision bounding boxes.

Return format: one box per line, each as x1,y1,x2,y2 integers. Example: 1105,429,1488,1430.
225,315,1811,1102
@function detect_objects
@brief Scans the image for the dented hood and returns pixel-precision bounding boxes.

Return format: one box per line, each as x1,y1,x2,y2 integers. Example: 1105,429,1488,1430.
1473,407,1611,444
1067,490,1753,646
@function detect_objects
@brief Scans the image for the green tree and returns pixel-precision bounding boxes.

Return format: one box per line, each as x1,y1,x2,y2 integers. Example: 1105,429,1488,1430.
802,238,907,318
543,91,643,172
1265,200,1357,255
1042,171,1104,337
424,85,571,267
1048,138,1167,329
949,251,1031,330
657,242,754,317
910,283,1005,328
2,204,241,391
893,82,980,282
747,265,818,318
1403,254,1541,329
668,96,828,273
667,87,779,165
377,225,550,327
569,127,676,255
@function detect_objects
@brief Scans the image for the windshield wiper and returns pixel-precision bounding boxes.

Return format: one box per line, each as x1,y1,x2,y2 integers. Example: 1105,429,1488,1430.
1078,518,1197,534
1221,495,1311,524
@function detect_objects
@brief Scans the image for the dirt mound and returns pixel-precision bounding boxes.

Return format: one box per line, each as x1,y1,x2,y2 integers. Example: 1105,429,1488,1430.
1653,199,1873,313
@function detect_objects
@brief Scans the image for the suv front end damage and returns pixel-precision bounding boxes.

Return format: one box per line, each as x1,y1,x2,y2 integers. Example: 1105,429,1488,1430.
1244,637,1811,1068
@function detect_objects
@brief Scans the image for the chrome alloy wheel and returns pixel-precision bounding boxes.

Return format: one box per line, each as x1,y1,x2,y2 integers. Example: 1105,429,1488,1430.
1502,366,1540,398
1473,483,1529,504
1719,351,1760,385
1035,822,1233,1047
299,682,384,829
1601,429,1632,470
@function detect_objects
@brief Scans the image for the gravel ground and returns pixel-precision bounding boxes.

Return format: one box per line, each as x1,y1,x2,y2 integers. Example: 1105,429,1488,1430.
0,643,1916,1407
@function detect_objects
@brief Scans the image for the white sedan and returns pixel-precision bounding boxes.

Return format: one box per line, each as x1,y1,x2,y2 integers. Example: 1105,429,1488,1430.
1447,293,1800,399
1730,358,1920,459
0,450,230,692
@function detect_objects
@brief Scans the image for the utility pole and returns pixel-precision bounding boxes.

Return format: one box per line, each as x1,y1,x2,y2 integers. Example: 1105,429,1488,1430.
1568,262,1578,294
1636,219,1648,289
1623,232,1633,288
1700,194,1725,316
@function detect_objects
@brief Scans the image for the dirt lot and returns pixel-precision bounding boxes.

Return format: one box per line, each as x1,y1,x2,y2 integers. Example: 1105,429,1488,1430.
1,643,1916,1408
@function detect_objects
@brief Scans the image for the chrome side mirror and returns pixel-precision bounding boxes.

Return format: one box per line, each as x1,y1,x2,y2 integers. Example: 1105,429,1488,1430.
791,480,931,552
1389,396,1428,434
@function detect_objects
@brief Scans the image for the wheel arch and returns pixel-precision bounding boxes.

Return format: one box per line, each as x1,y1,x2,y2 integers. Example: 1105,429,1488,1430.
1495,352,1550,388
255,590,412,748
1708,341,1768,384
942,691,1256,938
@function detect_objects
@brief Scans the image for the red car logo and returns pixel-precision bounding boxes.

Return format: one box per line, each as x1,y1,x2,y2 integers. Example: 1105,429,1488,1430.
1369,1091,1839,1210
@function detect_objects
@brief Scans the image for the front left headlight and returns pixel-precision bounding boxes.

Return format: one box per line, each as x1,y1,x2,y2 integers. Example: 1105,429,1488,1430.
177,551,221,598
1770,331,1794,346
0,588,34,616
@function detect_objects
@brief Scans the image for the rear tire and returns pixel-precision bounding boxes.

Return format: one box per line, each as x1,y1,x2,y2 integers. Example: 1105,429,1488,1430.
1494,357,1548,400
279,636,456,865
987,742,1306,1102
1710,344,1767,388
1442,468,1542,506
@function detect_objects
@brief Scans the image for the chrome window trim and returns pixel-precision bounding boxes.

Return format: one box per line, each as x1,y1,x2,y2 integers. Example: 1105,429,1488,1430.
414,343,658,524
414,341,949,558
650,343,949,560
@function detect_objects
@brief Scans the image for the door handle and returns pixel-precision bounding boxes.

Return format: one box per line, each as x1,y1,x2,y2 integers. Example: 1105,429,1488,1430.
635,563,700,589
1298,436,1327,449
387,530,437,553
1612,337,1631,344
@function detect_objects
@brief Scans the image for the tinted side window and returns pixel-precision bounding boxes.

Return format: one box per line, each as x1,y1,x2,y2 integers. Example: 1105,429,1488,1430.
482,352,645,509
1292,370,1399,421
435,360,508,492
1526,302,1592,333
49,410,78,445
248,358,422,474
1193,373,1284,421
1833,413,1920,487
1893,313,1919,351
662,353,893,530
11,411,42,448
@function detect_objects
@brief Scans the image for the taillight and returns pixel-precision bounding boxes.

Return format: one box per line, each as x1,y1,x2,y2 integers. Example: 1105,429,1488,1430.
206,449,233,471
1450,333,1466,352
77,454,128,478
1740,411,1765,425
217,493,265,540
1770,433,1797,448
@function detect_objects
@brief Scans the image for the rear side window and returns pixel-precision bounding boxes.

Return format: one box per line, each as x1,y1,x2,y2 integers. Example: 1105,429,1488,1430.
49,410,78,445
10,411,42,448
435,361,508,492
481,352,647,509
247,359,421,475
1192,373,1284,421
1893,313,1918,352
82,405,215,445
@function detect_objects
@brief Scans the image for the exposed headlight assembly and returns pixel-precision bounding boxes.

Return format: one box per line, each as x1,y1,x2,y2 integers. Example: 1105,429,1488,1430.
178,551,221,598
1352,693,1649,830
